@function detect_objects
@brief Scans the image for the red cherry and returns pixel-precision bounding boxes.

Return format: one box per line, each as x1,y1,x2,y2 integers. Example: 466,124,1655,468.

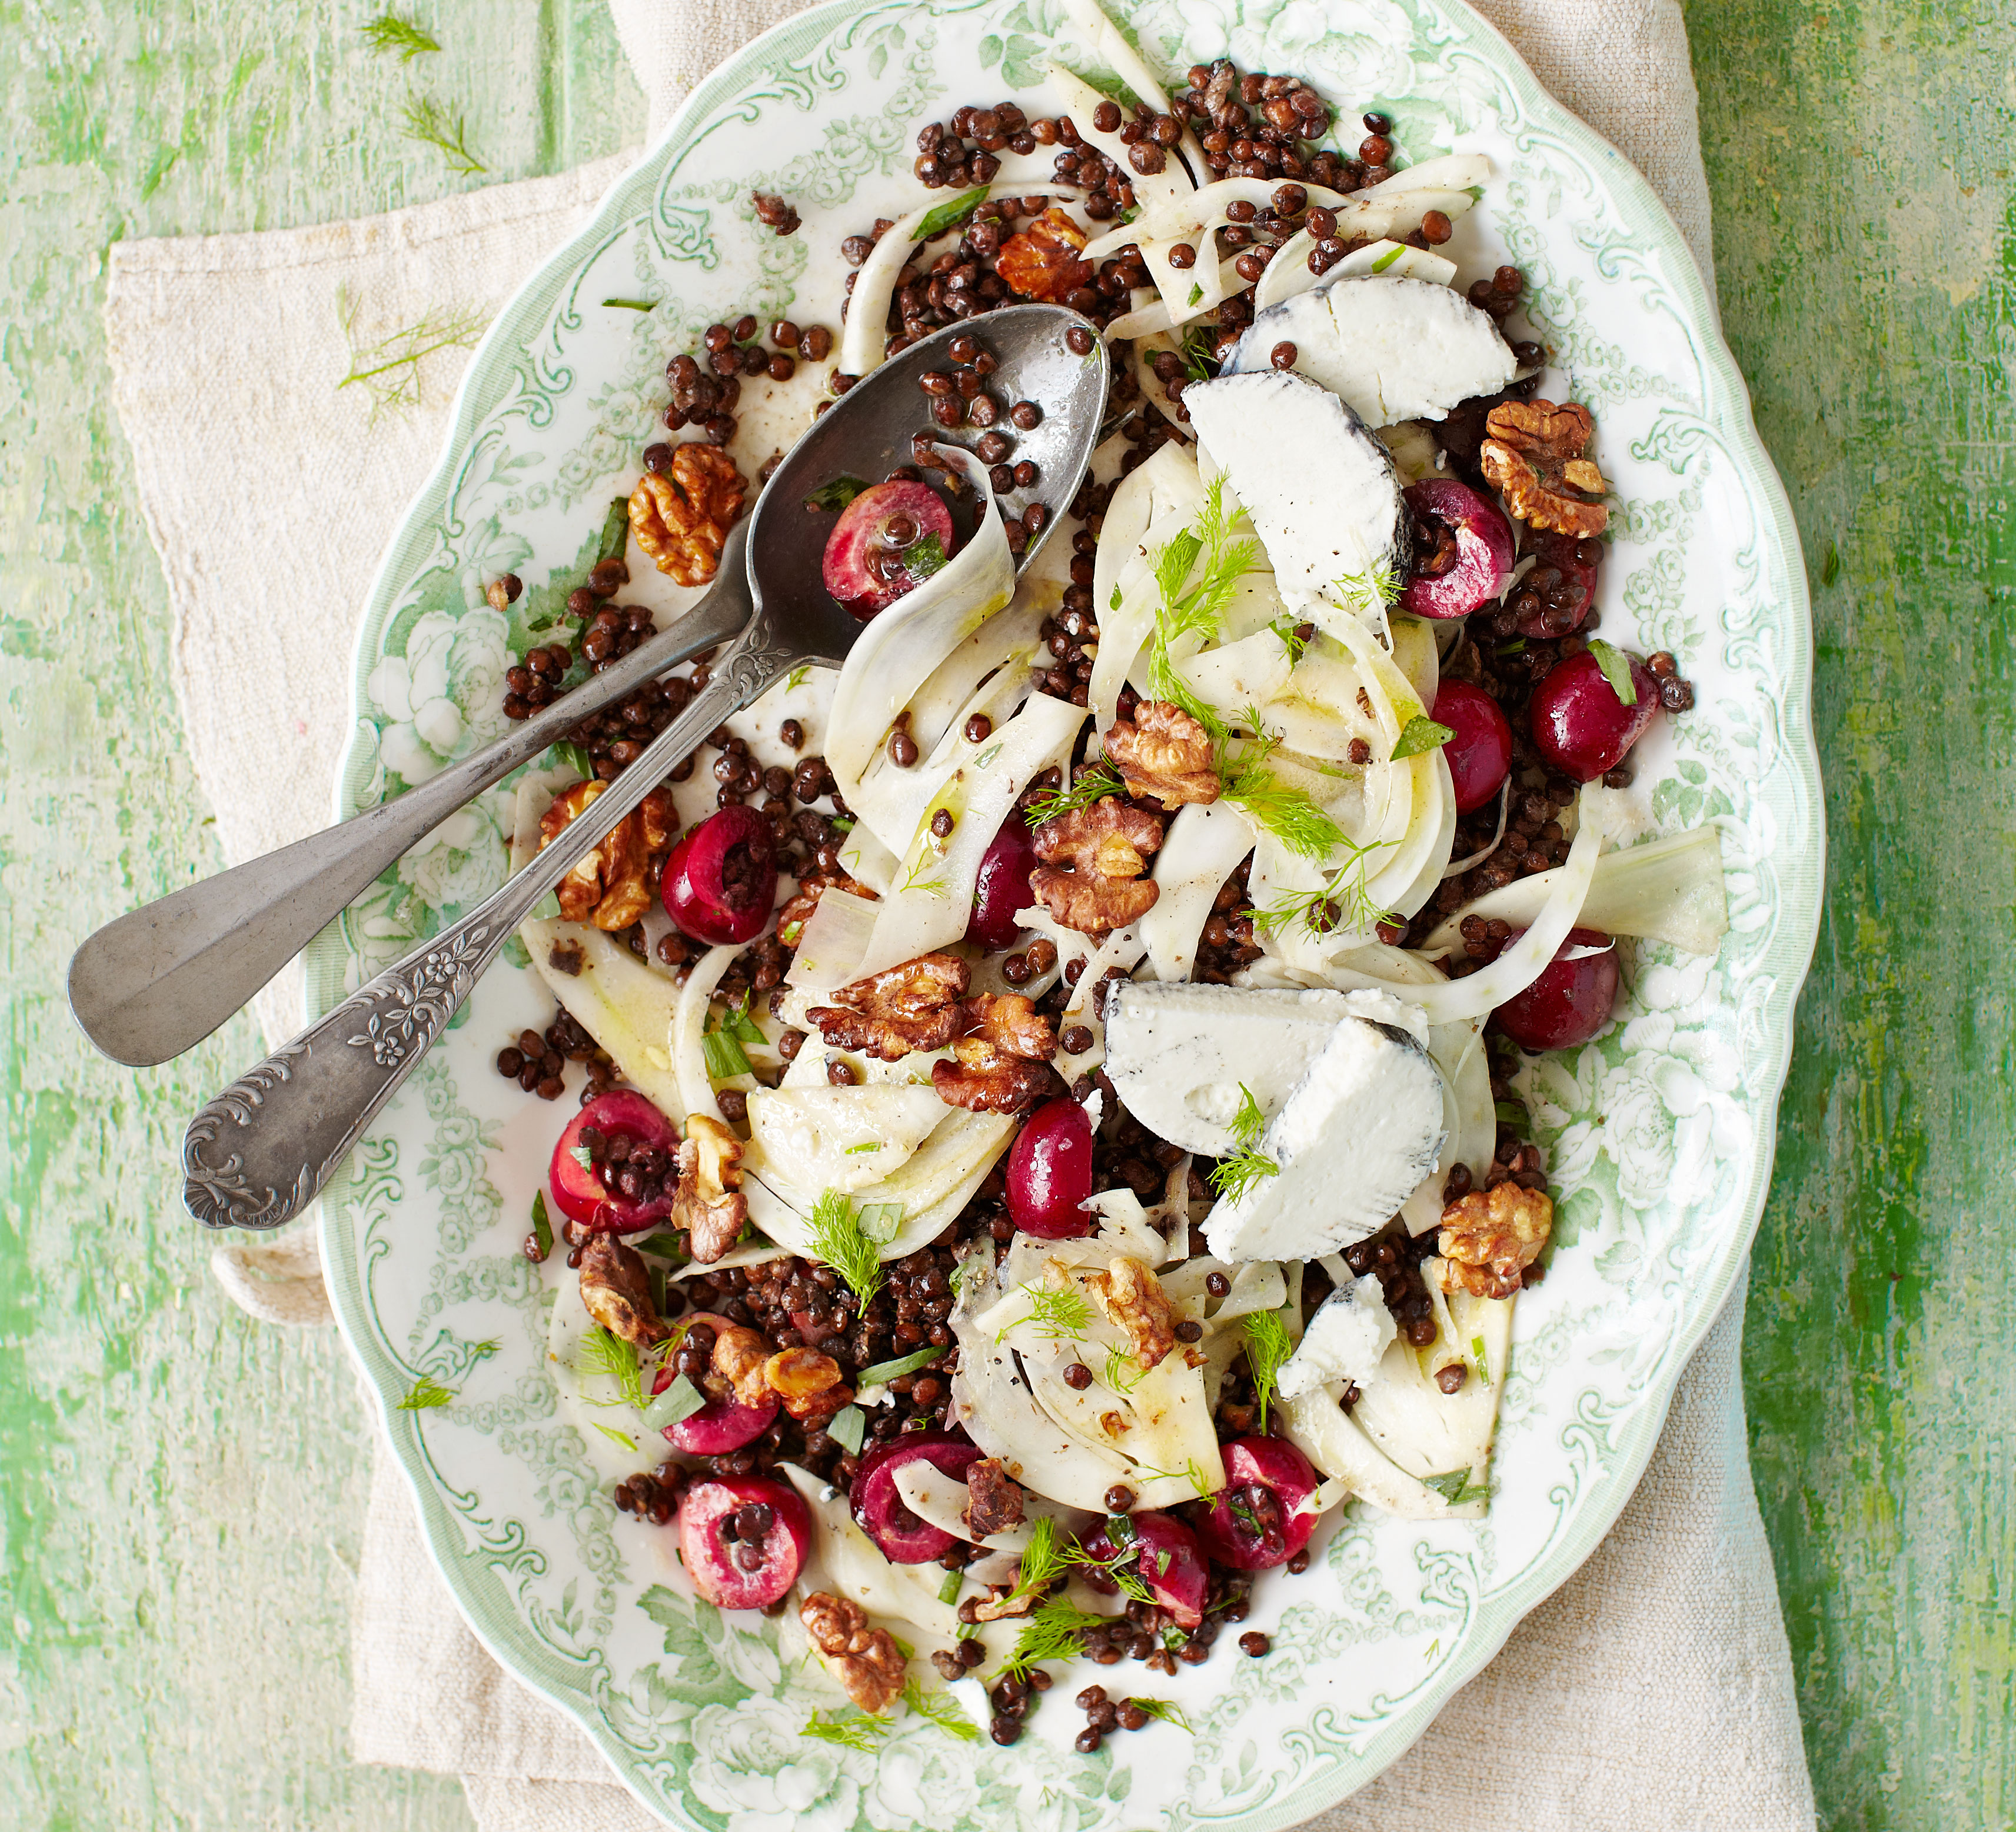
967,812,1038,951
821,479,956,621
1005,1098,1093,1238
1430,680,1513,814
1529,648,1660,782
1079,1511,1209,1627
661,804,779,945
548,1089,678,1232
849,1435,983,1563
1399,479,1515,619
1192,1436,1319,1571
1492,926,1620,1051
677,1476,812,1610
651,1363,779,1455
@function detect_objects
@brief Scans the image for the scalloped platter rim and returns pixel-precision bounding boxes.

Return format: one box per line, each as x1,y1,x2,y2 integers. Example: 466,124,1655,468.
307,0,1822,1824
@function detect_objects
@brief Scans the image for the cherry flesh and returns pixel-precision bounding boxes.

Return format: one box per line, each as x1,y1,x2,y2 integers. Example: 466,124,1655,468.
1529,648,1660,782
661,804,779,945
651,1362,779,1455
968,812,1039,951
1079,1510,1210,1628
1511,531,1600,641
678,1475,812,1610
1399,479,1515,620
1005,1098,1094,1239
1192,1436,1319,1571
821,479,956,621
849,1434,982,1563
548,1089,678,1232
1431,679,1513,814
1493,925,1621,1052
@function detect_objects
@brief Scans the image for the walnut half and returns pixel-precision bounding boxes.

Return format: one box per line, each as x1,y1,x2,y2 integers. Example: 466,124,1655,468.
629,445,748,586
932,992,1059,1114
800,1592,907,1713
672,1114,748,1264
1102,702,1222,808
996,207,1093,304
538,781,676,931
1029,797,1163,935
578,1234,666,1347
1438,1184,1553,1298
1083,1255,1178,1371
810,951,971,1061
1479,399,1609,539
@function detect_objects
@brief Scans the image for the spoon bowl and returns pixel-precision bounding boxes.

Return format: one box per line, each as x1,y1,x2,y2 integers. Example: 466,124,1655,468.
177,303,1107,1229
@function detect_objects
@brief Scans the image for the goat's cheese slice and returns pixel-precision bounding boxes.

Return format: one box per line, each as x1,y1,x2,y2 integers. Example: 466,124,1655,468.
1227,275,1517,428
1278,1276,1395,1398
1182,369,1405,609
1202,1015,1448,1263
1103,981,1427,1157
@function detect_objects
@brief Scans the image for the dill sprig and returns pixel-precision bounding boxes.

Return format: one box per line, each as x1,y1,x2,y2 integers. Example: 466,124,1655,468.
361,12,439,58
395,1374,456,1411
801,1711,889,1751
1270,615,1313,666
1000,1280,1093,1343
1207,1084,1279,1205
1330,564,1400,617
1102,1341,1147,1394
1249,835,1400,942
806,1190,887,1305
1129,1697,1195,1732
335,287,488,422
1219,732,1348,860
1146,475,1261,739
1023,761,1123,830
902,1676,982,1741
999,1595,1110,1680
575,1326,648,1410
1074,1518,1155,1603
402,95,488,175
1242,1308,1295,1434
1006,1514,1070,1602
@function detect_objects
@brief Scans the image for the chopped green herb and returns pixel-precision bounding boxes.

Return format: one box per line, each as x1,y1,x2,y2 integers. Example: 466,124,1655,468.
804,474,870,513
568,1142,594,1172
1006,1514,1070,1603
593,1422,639,1453
1470,1333,1490,1382
602,297,657,312
1001,1281,1093,1343
903,1676,982,1741
1207,1083,1279,1204
1423,1468,1491,1505
1496,637,1528,658
1819,540,1840,587
856,1201,904,1245
855,1344,947,1387
801,1711,889,1752
595,495,630,565
1022,760,1123,828
1249,834,1400,942
806,1190,887,1305
1588,637,1638,706
827,1404,867,1455
701,992,765,1080
1391,715,1456,761
641,1372,706,1433
844,1141,882,1155
915,185,992,241
1241,1308,1295,1434
530,1191,554,1260
938,1570,964,1606
901,531,949,579
1495,1098,1529,1127
1370,243,1405,272
1186,282,1203,307
395,1374,457,1411
1270,615,1313,666
361,13,439,59
550,740,597,781
1219,735,1346,860
786,664,813,691
1175,322,1216,382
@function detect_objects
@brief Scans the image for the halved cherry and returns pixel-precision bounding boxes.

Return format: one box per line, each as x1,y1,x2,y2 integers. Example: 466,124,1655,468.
1399,479,1514,620
678,1475,811,1610
1431,680,1513,814
661,804,779,945
548,1089,678,1233
1192,1436,1319,1571
968,811,1038,951
1079,1510,1209,1628
849,1434,982,1563
1492,925,1620,1051
821,479,956,621
651,1362,778,1455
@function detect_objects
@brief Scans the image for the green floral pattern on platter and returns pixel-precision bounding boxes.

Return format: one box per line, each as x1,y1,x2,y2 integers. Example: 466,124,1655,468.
307,0,1822,1823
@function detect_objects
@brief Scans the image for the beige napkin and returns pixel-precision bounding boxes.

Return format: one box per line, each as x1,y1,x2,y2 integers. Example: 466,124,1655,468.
104,1,1808,1824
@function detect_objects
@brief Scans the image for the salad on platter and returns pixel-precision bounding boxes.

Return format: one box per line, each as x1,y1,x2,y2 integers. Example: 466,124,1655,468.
473,0,1729,1757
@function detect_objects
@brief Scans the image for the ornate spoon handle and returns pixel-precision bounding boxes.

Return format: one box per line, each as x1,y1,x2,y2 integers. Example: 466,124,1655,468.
182,613,799,1230
69,528,754,1068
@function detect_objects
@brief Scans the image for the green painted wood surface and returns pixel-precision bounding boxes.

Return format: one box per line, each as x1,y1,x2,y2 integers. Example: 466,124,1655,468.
0,1,2007,1826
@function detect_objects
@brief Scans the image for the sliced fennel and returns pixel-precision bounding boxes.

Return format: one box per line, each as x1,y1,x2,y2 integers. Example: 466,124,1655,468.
743,1084,949,1194
1140,799,1257,982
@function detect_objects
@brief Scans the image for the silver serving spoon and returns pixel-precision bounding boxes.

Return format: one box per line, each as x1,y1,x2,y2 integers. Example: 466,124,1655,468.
175,302,1109,1230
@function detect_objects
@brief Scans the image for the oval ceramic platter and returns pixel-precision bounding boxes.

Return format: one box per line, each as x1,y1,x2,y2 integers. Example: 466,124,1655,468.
308,0,1821,1823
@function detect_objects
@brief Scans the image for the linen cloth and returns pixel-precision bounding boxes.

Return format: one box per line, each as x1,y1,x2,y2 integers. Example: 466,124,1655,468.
102,0,1808,1824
